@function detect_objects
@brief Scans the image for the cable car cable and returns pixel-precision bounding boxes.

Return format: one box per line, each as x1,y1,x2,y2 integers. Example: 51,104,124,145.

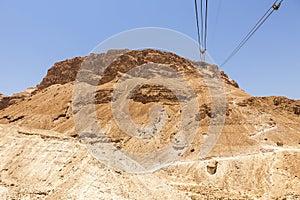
220,0,283,67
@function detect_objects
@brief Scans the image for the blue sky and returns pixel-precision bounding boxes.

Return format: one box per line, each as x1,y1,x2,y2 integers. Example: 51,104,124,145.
0,0,299,99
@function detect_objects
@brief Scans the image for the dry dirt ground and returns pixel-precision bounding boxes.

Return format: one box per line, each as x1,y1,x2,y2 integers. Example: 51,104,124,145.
0,49,299,199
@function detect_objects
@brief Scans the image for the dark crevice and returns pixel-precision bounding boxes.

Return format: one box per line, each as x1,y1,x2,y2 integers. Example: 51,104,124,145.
9,116,25,123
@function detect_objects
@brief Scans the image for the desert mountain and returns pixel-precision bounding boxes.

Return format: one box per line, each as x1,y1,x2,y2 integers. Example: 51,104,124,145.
0,49,299,199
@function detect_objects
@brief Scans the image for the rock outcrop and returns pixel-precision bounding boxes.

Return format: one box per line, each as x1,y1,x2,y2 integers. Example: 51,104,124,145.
0,88,36,110
36,50,130,91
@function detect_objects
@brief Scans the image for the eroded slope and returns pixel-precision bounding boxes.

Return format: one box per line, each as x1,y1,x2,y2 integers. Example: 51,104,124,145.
0,49,299,199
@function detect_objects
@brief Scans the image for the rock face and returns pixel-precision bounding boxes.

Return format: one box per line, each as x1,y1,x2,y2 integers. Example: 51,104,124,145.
206,160,218,175
37,56,85,90
36,50,130,91
0,94,9,110
0,49,299,199
0,88,36,110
